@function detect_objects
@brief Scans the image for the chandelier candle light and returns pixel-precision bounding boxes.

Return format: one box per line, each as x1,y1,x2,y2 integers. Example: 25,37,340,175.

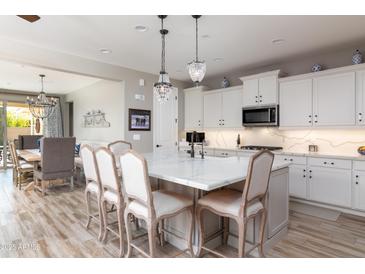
153,15,173,102
187,15,206,85
26,74,57,119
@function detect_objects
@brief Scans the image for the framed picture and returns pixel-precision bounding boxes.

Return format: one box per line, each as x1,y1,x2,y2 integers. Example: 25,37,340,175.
128,108,151,131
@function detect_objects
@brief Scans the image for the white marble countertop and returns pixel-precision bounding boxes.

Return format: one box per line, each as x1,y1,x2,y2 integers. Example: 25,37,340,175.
190,145,365,161
143,151,289,191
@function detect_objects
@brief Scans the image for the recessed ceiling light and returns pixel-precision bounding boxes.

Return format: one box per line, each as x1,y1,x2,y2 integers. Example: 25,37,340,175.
201,34,210,39
213,57,224,62
100,48,112,54
135,25,148,32
271,39,285,45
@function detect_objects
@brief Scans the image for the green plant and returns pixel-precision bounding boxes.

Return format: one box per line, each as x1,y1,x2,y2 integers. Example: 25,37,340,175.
6,112,31,128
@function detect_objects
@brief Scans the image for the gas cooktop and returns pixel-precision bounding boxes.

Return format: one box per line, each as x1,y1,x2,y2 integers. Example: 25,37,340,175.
240,145,283,151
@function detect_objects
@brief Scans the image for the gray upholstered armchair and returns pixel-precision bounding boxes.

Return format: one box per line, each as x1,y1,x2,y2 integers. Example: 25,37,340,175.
34,137,76,195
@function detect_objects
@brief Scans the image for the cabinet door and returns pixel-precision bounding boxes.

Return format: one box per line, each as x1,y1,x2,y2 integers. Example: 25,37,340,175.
242,78,259,107
203,92,222,128
279,79,313,127
184,92,192,129
189,91,203,129
353,171,365,211
356,70,365,125
313,72,356,126
259,75,278,105
308,166,351,207
221,88,243,128
288,164,307,199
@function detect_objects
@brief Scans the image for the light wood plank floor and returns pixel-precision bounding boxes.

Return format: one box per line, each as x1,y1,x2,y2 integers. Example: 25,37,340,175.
1,169,365,258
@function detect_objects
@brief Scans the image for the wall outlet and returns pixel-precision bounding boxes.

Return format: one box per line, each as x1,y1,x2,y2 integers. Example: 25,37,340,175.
135,94,145,101
139,79,145,86
133,134,141,141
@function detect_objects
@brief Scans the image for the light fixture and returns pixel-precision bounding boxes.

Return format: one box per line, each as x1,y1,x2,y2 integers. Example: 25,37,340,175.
153,15,173,103
187,15,206,85
26,74,57,119
100,48,112,54
135,25,148,32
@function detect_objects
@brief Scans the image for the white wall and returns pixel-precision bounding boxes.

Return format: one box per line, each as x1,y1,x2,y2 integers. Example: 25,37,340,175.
66,80,125,143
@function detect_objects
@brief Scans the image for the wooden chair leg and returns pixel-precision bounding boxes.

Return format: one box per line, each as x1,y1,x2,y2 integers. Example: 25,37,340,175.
41,180,47,196
223,217,230,245
70,176,74,191
117,205,125,257
147,221,156,258
196,206,204,257
124,211,133,258
159,220,165,247
186,207,194,257
238,219,247,258
258,210,267,258
97,198,104,241
84,190,92,229
101,200,108,243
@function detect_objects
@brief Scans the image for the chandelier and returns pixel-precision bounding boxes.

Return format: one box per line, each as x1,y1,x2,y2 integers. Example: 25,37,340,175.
153,15,173,102
26,74,57,119
187,15,206,85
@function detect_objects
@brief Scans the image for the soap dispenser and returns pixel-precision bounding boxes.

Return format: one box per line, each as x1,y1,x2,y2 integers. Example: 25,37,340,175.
236,134,241,148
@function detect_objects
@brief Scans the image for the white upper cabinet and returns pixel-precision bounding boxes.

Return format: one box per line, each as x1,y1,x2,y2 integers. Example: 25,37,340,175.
240,70,280,107
280,79,313,127
184,86,208,130
203,86,243,128
313,72,355,126
356,70,365,125
203,91,222,128
221,87,243,128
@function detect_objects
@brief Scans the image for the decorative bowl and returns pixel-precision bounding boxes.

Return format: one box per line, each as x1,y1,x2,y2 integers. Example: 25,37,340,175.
311,64,322,72
358,146,365,155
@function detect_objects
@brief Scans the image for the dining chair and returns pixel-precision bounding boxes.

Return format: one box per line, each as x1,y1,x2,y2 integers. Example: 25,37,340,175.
9,141,33,190
120,150,194,258
196,150,274,258
94,147,125,257
18,135,43,149
34,137,76,195
80,144,104,241
107,140,132,169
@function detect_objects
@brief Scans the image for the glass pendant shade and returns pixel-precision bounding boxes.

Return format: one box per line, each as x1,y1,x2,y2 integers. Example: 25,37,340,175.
187,60,206,84
26,74,57,119
153,72,172,102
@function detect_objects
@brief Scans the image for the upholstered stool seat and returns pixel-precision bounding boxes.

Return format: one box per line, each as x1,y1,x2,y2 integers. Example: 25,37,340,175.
85,181,99,194
198,189,264,217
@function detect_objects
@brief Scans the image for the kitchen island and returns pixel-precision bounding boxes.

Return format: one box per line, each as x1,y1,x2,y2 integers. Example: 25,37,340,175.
143,150,290,256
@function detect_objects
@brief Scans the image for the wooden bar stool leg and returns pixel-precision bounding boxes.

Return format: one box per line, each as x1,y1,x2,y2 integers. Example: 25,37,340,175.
85,190,92,229
187,207,194,257
159,219,165,247
147,221,156,258
117,205,125,257
196,206,204,257
97,198,104,241
258,210,267,257
223,217,230,245
124,211,133,258
238,219,247,258
101,200,108,243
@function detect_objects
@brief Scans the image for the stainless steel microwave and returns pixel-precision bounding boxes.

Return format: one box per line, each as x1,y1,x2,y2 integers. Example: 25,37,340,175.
242,105,279,127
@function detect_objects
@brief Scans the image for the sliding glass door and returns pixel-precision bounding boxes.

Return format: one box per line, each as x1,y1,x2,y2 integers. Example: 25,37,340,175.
0,101,7,169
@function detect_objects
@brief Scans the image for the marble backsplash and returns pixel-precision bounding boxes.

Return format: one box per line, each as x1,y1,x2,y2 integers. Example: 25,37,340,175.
182,128,365,156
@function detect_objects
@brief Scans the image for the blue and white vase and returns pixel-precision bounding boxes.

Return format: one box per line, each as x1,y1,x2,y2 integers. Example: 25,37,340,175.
221,77,230,88
352,49,363,65
311,64,322,72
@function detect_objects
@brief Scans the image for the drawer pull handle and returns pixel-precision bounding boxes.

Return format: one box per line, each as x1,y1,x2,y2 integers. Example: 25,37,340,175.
331,162,334,165
323,161,327,164
309,176,312,179
290,159,293,162
356,175,359,178
356,182,359,185
303,175,306,178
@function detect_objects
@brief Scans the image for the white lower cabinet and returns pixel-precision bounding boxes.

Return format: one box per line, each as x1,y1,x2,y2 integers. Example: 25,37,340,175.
352,162,365,211
308,166,351,208
288,164,307,199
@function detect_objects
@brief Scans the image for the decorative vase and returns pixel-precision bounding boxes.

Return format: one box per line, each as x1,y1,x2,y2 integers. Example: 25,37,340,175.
311,64,322,72
352,49,363,65
358,146,365,155
221,77,230,88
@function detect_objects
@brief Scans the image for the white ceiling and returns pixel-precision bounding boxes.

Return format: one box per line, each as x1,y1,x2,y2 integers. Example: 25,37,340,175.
0,59,101,94
1,15,365,81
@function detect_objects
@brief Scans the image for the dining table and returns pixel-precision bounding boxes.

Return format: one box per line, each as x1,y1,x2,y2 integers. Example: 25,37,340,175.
17,149,41,191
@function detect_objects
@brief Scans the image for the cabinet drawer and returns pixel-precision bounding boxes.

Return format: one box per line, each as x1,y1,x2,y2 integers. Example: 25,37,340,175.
275,155,306,165
215,149,237,157
308,157,351,169
353,160,365,171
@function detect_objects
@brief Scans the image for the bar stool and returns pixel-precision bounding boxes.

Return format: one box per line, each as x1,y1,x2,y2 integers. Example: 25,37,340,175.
120,150,194,258
95,147,125,257
80,144,104,241
196,150,274,258
107,140,132,170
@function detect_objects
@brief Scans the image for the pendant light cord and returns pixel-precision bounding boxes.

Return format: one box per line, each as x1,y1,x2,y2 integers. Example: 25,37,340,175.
195,17,199,62
161,17,166,74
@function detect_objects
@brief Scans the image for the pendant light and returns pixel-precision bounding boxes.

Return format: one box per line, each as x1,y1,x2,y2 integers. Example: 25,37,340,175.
153,15,173,102
26,74,57,119
187,15,206,85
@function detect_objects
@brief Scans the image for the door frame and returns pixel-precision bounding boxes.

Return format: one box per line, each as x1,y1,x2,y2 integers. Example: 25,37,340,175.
153,87,178,152
0,100,8,169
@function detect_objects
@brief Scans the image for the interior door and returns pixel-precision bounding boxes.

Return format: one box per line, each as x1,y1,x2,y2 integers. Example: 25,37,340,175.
0,101,7,169
153,87,178,151
279,79,313,127
313,72,356,126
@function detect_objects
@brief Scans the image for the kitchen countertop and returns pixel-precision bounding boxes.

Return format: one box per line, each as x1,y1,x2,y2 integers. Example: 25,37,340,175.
143,151,289,191
182,145,365,161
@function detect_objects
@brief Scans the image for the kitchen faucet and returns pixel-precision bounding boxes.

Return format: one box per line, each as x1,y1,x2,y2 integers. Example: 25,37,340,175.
190,131,196,158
